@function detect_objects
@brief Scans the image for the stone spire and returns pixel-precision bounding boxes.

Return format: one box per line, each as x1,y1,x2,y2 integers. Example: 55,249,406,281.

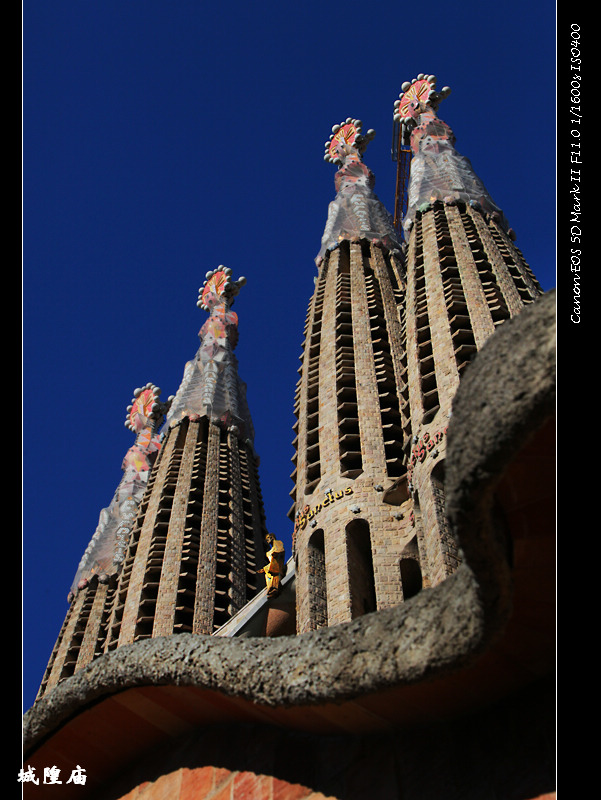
392,73,542,589
393,74,511,237
37,383,170,698
69,384,170,598
36,269,270,700
316,118,403,266
167,266,253,439
291,117,408,632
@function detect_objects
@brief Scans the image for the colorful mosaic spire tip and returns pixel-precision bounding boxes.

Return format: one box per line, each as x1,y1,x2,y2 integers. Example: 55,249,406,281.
166,265,252,431
393,74,451,127
197,266,246,312
125,383,171,432
324,118,376,165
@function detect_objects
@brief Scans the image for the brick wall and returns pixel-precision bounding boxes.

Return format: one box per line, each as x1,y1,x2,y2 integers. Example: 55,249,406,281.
116,767,336,800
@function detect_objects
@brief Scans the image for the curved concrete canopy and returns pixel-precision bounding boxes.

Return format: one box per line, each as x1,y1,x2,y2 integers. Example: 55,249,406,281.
23,291,555,799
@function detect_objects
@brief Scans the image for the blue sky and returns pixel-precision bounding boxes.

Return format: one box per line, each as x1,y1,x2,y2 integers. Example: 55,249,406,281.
23,0,556,711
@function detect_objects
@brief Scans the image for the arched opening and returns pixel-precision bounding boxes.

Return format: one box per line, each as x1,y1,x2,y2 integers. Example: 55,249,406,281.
399,535,422,600
346,519,376,619
400,556,422,601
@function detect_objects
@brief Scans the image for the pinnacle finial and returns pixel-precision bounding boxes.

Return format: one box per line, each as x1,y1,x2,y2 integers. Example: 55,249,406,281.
323,118,376,165
393,75,451,140
196,265,247,311
125,383,171,431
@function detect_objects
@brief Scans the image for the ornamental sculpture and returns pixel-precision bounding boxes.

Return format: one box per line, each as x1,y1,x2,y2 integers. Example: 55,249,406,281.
317,118,402,265
258,533,287,598
393,74,511,236
167,266,253,436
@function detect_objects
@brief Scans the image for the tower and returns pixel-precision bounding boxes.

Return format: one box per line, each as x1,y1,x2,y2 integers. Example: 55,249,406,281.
35,383,168,699
394,74,543,587
291,118,411,633
35,267,269,699
291,76,544,633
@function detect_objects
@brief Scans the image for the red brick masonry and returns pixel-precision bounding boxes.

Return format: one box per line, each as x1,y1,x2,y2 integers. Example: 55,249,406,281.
118,766,337,800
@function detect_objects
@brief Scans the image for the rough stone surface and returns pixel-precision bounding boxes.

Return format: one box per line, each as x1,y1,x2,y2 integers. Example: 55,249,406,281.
23,290,555,759
445,288,556,622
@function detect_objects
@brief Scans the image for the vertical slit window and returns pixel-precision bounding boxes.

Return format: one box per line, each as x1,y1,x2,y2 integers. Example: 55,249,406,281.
346,519,376,618
362,245,404,478
487,219,542,304
304,267,326,492
132,423,186,642
336,243,362,478
59,582,97,681
105,424,176,650
434,207,477,376
460,209,511,326
173,419,208,633
93,576,117,658
238,444,263,601
399,536,422,601
413,218,440,422
308,529,328,630
213,429,233,631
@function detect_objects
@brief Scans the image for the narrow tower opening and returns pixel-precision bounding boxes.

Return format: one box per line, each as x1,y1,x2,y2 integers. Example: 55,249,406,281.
412,218,440,424
173,417,209,633
308,528,328,630
362,246,405,478
346,519,376,618
336,242,363,479
399,535,422,601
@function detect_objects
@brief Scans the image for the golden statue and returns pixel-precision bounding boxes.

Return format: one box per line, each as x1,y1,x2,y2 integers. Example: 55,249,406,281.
258,533,287,598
